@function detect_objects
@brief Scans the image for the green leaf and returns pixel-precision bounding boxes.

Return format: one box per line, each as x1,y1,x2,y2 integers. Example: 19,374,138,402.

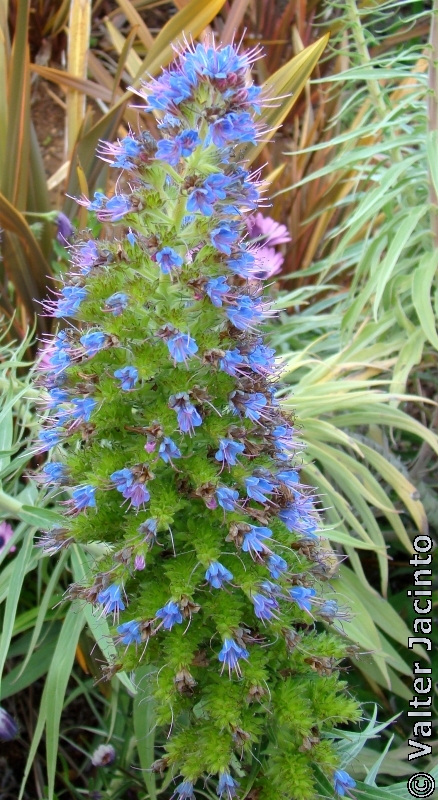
133,665,158,799
19,505,65,528
412,249,438,349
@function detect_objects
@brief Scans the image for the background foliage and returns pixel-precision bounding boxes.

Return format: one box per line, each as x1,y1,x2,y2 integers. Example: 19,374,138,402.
0,0,436,797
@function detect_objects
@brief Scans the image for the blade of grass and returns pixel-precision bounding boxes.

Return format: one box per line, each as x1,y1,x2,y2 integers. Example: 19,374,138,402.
66,0,92,155
115,0,155,50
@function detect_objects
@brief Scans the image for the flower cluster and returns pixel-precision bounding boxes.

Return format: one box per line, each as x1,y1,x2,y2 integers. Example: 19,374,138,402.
36,38,359,800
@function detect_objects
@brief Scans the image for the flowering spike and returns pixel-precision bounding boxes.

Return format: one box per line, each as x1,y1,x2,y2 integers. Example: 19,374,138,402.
36,36,359,798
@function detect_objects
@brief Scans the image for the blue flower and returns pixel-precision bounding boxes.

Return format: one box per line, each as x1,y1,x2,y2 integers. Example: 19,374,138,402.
138,517,159,545
205,561,233,588
184,43,247,80
268,554,288,579
278,500,319,539
42,462,67,484
158,437,182,463
209,112,257,147
71,397,97,422
111,468,133,494
271,425,298,461
38,429,62,451
226,296,264,331
290,586,316,613
242,393,267,422
72,485,96,510
167,332,198,363
203,173,232,200
80,331,107,357
227,251,256,278
216,486,239,511
219,349,247,376
333,770,356,797
105,292,129,316
97,194,131,222
205,276,229,307
177,129,201,156
144,72,193,112
215,439,245,467
245,475,275,503
99,135,142,169
54,286,87,318
155,601,183,630
48,347,71,372
114,366,138,391
97,584,125,617
218,638,248,675
168,392,202,434
247,344,276,375
186,186,215,216
252,592,278,621
156,247,183,274
210,224,239,254
117,620,141,645
56,212,74,243
276,469,300,489
217,772,240,798
242,526,273,558
318,600,339,623
47,387,69,408
172,780,195,800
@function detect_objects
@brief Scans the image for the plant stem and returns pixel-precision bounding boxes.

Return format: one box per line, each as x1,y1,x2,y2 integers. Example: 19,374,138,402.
345,0,387,119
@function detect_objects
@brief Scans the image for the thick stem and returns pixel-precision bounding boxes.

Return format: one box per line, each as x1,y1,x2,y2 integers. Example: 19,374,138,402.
345,0,387,119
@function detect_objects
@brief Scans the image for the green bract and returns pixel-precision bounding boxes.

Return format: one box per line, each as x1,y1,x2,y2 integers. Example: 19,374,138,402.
37,39,360,800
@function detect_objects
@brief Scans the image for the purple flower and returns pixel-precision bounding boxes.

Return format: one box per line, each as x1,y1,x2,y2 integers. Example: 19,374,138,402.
216,486,239,511
38,429,62,451
105,292,129,316
54,286,87,318
268,554,288,579
97,584,125,617
252,592,278,621
172,780,195,800
72,240,99,274
91,743,116,767
215,439,245,467
318,600,339,623
114,366,138,391
217,772,240,798
42,462,68,484
205,561,233,588
156,247,183,274
290,586,316,613
0,521,16,554
226,296,265,331
168,392,202,435
124,482,150,508
248,212,291,246
56,212,74,243
80,331,107,357
245,475,275,503
138,518,158,545
242,526,273,558
333,770,356,797
134,554,146,570
71,397,97,422
167,332,198,363
253,246,284,279
155,601,183,630
72,485,96,510
219,349,247,376
117,620,141,645
205,276,230,307
210,224,239,255
158,437,182,463
0,707,18,741
218,638,248,676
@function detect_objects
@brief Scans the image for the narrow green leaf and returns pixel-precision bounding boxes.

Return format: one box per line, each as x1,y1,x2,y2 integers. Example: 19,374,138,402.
412,249,438,349
133,665,158,799
19,505,65,528
0,528,35,695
